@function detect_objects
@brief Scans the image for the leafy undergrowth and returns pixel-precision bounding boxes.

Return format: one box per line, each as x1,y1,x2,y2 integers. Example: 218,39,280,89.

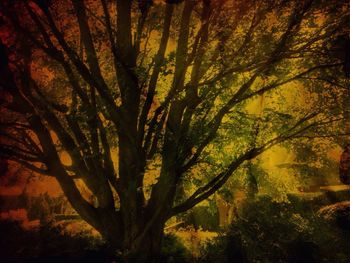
0,219,111,263
197,196,350,263
0,219,194,263
2,194,350,263
171,228,217,258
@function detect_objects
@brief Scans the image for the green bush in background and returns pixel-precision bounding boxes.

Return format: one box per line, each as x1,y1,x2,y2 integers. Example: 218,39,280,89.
198,196,350,263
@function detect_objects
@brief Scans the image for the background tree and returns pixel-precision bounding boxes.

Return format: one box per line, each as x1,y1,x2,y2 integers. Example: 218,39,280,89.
0,0,350,261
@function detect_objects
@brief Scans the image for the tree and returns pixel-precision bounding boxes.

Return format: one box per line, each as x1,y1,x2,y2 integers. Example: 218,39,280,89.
0,0,349,261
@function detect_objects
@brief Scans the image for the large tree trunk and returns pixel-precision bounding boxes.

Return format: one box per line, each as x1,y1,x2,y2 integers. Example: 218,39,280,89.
123,224,165,263
99,218,165,263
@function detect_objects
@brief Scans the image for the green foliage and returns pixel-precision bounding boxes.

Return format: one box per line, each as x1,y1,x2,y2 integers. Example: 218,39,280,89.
198,196,350,263
181,204,220,231
285,139,340,186
161,233,192,263
0,219,197,263
196,228,248,263
0,220,109,262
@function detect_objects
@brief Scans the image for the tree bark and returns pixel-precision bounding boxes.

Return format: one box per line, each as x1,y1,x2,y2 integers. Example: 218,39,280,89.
123,223,165,263
98,215,165,263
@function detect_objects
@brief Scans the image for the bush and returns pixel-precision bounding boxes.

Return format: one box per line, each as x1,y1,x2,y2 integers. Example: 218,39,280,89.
0,220,111,262
196,230,247,263
1,219,196,263
198,196,350,263
161,233,192,263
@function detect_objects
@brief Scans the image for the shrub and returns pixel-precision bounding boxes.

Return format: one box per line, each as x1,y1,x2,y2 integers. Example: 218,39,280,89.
1,219,196,263
161,233,192,263
0,220,110,262
198,196,350,263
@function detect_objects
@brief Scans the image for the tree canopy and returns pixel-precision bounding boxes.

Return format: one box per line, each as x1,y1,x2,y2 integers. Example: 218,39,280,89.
0,0,350,261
